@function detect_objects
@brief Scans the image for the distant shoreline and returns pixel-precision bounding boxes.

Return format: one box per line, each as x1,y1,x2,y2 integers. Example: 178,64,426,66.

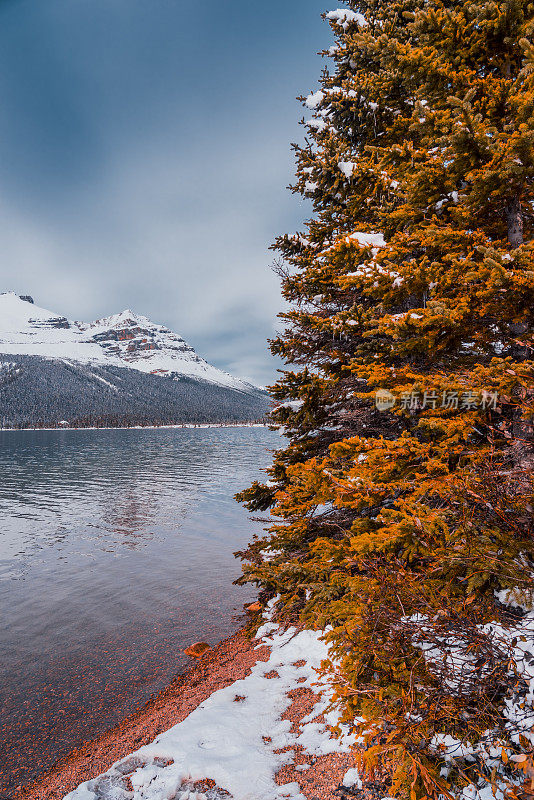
0,422,269,433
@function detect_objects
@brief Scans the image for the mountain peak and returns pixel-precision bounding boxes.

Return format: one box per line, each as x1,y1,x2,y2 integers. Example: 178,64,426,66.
0,293,257,392
1,291,34,305
0,292,69,331
88,309,152,331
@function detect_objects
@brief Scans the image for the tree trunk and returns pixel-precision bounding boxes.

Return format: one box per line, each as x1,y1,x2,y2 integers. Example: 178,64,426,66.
506,196,524,248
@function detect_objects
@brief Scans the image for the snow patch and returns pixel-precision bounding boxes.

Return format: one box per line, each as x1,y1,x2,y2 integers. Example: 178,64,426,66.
338,161,357,179
343,767,363,788
273,400,305,412
305,90,325,110
64,611,354,800
326,9,367,28
347,232,386,250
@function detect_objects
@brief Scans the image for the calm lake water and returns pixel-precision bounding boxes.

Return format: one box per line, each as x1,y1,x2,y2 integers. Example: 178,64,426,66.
0,426,279,796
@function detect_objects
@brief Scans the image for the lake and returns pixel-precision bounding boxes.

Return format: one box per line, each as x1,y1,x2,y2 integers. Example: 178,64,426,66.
0,426,279,797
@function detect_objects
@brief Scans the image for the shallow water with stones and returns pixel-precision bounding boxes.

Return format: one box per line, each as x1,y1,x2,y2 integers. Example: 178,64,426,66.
0,426,279,797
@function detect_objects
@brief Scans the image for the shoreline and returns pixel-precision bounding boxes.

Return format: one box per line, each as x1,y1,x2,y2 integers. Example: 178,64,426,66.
14,623,368,800
0,422,269,433
13,628,266,800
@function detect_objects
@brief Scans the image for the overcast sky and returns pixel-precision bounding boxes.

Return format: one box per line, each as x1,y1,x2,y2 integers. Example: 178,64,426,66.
0,0,332,385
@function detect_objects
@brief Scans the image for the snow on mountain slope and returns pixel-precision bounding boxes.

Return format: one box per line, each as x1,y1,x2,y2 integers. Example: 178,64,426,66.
0,293,256,392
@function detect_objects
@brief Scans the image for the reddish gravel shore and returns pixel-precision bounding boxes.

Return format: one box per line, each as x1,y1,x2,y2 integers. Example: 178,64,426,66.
274,684,388,800
14,629,270,800
14,627,381,800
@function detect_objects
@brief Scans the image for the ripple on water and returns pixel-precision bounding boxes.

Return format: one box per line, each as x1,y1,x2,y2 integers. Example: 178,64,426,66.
0,426,280,797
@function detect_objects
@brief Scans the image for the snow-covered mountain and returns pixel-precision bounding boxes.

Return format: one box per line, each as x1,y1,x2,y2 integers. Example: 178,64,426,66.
0,293,269,428
0,292,255,392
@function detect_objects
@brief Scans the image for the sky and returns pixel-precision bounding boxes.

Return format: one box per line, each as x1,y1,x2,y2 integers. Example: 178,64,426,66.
0,0,334,386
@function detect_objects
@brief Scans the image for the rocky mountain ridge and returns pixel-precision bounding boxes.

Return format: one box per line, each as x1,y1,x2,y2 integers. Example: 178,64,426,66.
0,293,256,392
0,294,269,428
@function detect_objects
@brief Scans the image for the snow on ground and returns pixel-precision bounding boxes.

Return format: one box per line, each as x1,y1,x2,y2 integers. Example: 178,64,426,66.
0,293,255,392
64,601,355,800
61,584,533,800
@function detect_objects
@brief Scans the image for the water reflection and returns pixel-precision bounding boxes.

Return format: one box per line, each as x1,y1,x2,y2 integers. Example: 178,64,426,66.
0,427,279,796
0,428,268,571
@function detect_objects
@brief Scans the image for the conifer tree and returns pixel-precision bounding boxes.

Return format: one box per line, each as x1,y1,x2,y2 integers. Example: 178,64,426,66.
238,1,534,797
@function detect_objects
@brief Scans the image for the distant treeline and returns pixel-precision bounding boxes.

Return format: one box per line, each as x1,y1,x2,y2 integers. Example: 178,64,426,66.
0,355,270,429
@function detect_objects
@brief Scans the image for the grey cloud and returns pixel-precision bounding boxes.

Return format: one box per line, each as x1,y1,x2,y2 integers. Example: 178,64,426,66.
0,0,328,386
